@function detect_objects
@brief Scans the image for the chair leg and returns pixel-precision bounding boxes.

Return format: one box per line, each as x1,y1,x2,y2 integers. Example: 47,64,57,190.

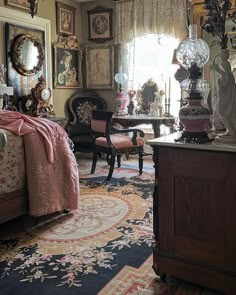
117,154,121,167
107,154,116,181
106,153,110,165
91,152,98,174
138,151,143,175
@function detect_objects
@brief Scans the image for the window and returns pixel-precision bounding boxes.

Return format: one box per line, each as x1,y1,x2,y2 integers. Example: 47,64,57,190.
124,34,181,117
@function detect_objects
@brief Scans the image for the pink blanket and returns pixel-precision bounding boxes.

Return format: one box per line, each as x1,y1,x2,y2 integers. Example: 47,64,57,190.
0,110,79,216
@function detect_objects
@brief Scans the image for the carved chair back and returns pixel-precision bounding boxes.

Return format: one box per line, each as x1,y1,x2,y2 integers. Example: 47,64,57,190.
65,90,107,153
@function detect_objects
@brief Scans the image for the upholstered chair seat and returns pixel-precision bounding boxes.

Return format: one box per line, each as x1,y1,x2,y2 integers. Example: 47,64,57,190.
95,135,144,149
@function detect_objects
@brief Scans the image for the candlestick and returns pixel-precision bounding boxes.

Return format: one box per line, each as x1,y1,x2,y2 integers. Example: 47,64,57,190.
168,77,171,115
164,82,168,115
163,78,172,117
169,77,171,99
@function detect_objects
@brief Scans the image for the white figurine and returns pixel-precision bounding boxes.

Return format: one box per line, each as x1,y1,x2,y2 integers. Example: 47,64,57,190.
0,64,7,85
212,49,236,142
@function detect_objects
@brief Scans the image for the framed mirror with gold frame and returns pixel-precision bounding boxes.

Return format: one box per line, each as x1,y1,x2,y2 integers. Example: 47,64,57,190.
11,34,45,76
5,22,46,97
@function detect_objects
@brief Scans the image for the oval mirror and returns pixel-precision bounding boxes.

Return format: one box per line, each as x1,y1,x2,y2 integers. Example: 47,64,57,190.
11,34,45,76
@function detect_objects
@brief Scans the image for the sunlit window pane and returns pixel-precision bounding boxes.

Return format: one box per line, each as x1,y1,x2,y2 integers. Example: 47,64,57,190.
126,34,181,116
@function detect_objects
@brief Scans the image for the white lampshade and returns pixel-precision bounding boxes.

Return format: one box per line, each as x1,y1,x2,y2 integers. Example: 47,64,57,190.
114,73,128,84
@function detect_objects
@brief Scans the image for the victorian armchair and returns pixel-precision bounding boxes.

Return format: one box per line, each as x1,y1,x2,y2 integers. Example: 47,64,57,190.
65,90,107,154
90,110,145,181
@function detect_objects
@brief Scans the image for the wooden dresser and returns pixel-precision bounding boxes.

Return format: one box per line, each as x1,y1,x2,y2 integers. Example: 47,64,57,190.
147,133,236,294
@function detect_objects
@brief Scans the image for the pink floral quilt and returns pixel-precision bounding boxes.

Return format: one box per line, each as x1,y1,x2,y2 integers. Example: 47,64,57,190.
0,129,26,194
0,111,80,216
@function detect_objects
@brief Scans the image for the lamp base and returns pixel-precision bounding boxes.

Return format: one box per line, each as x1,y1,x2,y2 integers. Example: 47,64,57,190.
115,91,128,115
175,131,212,144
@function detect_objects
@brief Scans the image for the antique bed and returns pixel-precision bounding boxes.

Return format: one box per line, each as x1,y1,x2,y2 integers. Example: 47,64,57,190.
0,111,80,224
0,129,27,223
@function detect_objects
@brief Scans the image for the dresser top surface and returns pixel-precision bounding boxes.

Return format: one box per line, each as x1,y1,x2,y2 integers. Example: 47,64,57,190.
146,132,236,153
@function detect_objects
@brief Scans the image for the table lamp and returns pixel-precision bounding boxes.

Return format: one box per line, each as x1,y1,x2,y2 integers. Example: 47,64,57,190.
114,72,128,115
175,24,211,143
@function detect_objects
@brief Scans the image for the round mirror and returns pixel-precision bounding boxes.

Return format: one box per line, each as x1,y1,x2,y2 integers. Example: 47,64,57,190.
11,34,45,76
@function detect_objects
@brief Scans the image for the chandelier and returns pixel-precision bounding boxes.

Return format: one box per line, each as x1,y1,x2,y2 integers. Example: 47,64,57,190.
28,0,38,18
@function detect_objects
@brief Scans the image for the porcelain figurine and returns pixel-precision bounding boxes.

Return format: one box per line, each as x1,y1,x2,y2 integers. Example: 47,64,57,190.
212,49,236,143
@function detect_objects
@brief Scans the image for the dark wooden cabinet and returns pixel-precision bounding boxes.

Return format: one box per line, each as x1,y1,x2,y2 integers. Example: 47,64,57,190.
150,144,236,294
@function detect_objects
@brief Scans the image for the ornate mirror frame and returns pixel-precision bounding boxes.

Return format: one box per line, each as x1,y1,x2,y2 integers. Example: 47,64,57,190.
11,34,45,76
0,6,52,91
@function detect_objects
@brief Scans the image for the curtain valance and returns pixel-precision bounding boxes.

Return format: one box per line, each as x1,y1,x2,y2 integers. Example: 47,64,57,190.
115,0,188,43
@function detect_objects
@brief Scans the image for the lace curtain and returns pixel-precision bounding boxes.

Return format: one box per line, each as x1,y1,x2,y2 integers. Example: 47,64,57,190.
115,0,188,94
115,0,188,44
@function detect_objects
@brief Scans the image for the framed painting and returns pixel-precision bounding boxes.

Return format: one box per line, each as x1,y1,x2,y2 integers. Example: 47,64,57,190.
5,0,37,14
54,43,82,89
87,7,113,43
56,1,76,36
85,44,114,89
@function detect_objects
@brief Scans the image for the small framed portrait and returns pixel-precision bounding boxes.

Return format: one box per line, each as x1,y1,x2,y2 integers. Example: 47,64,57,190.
87,7,113,43
53,43,82,89
56,1,76,36
5,0,38,14
85,44,114,89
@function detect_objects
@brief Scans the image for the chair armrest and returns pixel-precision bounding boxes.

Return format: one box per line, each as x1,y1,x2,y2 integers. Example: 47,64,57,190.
111,127,145,136
110,127,145,145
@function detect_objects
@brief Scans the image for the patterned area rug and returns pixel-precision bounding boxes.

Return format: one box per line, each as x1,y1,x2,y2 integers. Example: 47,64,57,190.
0,157,221,295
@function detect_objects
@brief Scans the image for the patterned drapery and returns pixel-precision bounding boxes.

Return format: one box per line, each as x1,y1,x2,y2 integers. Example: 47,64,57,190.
115,0,188,44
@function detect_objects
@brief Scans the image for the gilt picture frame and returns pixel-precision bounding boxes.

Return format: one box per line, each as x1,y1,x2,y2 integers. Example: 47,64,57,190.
5,0,38,14
56,1,76,36
85,44,114,89
87,7,113,43
53,41,82,89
